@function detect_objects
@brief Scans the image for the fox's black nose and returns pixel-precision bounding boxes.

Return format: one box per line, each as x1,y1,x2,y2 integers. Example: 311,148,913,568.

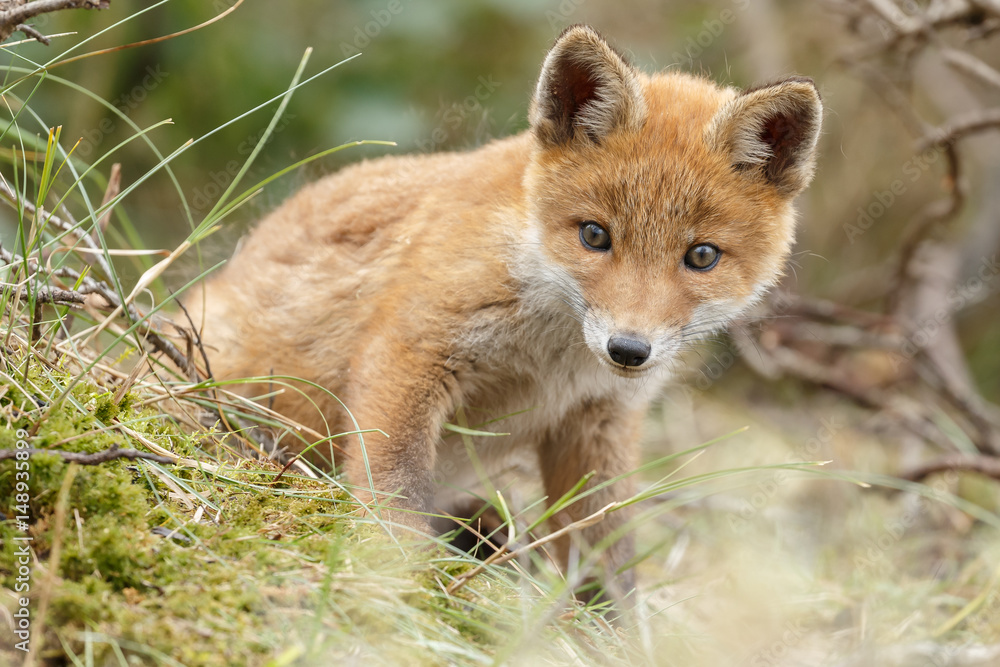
607,336,651,368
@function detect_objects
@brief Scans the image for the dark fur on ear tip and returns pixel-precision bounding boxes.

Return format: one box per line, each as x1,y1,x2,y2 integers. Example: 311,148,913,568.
556,24,637,67
529,24,646,147
708,75,824,195
744,75,819,98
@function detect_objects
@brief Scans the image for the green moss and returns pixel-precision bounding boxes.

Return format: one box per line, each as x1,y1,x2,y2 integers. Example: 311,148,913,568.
0,343,607,666
0,356,324,664
93,393,120,423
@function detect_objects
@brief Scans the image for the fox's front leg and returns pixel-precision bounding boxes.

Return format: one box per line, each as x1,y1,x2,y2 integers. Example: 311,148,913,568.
538,398,642,610
343,338,458,535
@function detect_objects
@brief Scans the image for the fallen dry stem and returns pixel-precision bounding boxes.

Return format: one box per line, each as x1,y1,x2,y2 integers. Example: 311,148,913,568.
95,162,121,237
117,422,221,474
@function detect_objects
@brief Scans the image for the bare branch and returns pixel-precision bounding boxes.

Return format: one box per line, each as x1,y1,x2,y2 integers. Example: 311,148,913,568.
864,0,922,35
0,0,110,44
942,47,1000,89
918,107,1000,150
839,0,993,60
971,0,1000,18
900,453,1000,481
914,356,1000,455
35,285,86,305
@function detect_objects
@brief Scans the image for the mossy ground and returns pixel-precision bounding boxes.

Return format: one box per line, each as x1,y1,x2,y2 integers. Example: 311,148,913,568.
0,351,570,666
3,344,999,666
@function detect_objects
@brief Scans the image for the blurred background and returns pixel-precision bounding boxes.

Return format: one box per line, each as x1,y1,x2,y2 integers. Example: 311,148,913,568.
0,0,993,358
4,1,1000,662
5,1,996,402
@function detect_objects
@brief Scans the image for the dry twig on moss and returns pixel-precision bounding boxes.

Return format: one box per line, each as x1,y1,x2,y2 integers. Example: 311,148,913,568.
0,443,174,465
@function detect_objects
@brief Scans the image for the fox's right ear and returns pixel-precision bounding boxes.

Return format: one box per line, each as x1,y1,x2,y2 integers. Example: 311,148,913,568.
529,25,646,147
708,77,823,196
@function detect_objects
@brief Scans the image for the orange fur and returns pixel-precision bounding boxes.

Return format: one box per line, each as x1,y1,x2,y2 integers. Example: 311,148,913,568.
189,25,822,611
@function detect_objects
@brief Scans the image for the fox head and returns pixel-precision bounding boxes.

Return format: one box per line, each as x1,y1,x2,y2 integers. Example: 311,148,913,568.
522,25,822,377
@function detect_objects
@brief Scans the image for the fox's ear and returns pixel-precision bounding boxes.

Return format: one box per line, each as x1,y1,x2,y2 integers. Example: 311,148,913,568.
708,77,822,196
529,25,646,147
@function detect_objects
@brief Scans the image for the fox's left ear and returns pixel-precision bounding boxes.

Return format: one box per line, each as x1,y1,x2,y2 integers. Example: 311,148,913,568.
708,77,823,196
530,25,646,147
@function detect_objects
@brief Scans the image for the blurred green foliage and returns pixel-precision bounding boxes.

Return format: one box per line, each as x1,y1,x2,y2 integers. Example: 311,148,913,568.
4,0,828,244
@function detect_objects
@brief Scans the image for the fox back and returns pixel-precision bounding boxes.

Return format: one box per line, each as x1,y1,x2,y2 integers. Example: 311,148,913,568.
190,25,822,610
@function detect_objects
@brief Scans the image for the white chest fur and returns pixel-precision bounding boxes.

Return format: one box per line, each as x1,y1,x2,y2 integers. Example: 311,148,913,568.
433,293,672,512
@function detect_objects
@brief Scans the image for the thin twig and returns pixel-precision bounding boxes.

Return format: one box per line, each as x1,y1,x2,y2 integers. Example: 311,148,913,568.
0,180,115,281
95,162,121,239
15,22,48,44
172,296,212,380
942,47,1000,89
0,245,192,372
917,107,1000,150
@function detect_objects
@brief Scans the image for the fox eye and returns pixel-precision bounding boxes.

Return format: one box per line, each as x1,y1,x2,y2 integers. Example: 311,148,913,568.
684,243,721,270
580,222,611,251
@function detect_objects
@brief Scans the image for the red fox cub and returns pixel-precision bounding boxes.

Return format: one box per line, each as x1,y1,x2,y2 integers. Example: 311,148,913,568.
192,25,822,608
